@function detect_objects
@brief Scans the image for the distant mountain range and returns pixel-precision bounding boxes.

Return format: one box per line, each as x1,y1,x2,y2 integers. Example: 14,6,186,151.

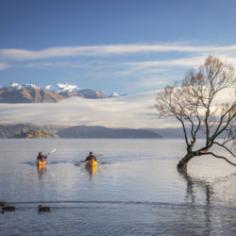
58,126,162,139
0,82,121,103
0,124,162,139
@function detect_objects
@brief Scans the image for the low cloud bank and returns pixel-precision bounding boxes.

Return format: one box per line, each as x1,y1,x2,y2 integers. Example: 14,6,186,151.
0,93,178,129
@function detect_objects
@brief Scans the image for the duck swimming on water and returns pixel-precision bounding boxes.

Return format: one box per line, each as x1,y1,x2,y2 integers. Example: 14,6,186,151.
38,205,50,212
1,203,16,213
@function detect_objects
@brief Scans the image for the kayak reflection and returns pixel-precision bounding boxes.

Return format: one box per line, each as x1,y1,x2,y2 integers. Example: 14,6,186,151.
36,165,47,179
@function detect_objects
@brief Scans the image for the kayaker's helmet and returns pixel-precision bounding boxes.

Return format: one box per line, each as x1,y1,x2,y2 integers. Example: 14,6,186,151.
89,152,93,155
39,152,42,155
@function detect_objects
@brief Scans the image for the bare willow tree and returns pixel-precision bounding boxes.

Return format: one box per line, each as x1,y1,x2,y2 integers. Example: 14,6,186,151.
156,56,236,171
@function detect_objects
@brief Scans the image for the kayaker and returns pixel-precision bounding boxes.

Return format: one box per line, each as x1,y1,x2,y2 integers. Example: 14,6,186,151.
85,152,97,161
37,152,47,161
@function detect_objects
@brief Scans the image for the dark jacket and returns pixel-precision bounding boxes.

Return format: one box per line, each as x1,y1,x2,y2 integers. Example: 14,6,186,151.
37,153,47,161
85,154,97,161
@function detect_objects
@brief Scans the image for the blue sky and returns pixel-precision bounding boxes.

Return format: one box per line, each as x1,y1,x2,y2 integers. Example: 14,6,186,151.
1,0,236,94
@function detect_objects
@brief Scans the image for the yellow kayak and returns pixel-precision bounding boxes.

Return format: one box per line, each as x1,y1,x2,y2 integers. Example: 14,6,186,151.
37,159,47,169
86,159,97,168
85,159,98,175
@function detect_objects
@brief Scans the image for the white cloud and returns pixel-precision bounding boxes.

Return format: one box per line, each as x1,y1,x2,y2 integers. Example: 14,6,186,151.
1,43,236,60
25,61,84,69
127,56,205,70
131,76,173,90
119,55,236,90
0,62,10,70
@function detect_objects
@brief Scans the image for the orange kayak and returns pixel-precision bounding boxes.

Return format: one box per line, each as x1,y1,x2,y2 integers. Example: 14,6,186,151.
37,159,47,169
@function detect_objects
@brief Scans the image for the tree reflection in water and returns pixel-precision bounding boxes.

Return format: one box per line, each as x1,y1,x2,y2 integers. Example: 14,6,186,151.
178,169,236,235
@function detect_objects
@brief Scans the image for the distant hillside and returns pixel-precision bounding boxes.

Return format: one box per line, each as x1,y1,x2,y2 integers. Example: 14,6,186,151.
0,124,58,138
0,124,162,139
58,126,162,139
14,129,55,138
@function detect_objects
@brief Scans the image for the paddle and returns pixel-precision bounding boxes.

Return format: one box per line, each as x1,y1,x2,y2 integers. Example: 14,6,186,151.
45,148,56,157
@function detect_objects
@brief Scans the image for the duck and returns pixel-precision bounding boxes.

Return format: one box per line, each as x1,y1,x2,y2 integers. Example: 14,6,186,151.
38,204,50,212
1,204,16,213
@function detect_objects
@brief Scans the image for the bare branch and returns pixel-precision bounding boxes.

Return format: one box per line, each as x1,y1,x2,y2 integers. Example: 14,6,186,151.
213,141,236,158
176,115,190,147
211,103,236,139
204,152,236,166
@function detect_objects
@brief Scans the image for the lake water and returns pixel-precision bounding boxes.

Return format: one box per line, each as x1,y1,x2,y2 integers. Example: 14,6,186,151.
1,139,236,235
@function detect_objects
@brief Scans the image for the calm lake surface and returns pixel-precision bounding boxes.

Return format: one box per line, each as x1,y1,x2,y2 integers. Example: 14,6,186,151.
1,139,236,235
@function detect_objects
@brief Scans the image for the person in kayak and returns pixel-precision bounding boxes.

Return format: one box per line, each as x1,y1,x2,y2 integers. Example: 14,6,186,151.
85,152,97,161
37,152,47,161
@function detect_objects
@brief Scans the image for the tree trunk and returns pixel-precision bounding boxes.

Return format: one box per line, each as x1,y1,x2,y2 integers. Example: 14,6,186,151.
177,153,195,172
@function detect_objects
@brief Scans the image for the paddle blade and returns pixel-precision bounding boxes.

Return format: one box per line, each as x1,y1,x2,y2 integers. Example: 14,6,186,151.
50,148,57,154
47,148,57,155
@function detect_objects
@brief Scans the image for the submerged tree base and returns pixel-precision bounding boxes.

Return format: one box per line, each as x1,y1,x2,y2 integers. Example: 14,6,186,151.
177,153,195,172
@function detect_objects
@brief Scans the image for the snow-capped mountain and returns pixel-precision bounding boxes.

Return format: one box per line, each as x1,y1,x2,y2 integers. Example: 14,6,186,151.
56,83,78,93
77,89,107,99
0,82,121,103
45,85,53,90
110,92,120,97
7,82,23,90
0,82,63,103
